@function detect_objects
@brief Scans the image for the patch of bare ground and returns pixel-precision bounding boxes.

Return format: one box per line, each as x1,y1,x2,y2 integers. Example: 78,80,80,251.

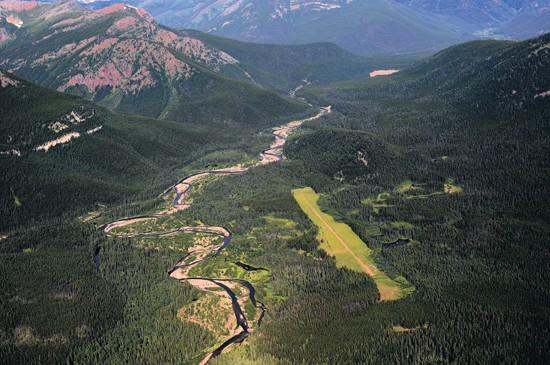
9,326,69,346
392,324,428,333
178,295,235,336
357,150,368,166
370,69,399,77
102,217,155,235
0,149,21,156
86,125,102,134
48,121,69,133
35,132,81,152
0,71,19,87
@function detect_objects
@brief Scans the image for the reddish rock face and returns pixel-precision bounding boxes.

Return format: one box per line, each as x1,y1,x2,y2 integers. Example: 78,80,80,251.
0,0,43,12
111,16,139,31
0,2,240,99
59,39,193,94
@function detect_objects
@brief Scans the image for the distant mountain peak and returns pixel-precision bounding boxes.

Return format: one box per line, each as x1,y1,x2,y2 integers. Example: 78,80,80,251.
87,0,547,54
122,0,468,55
0,0,308,122
0,1,240,98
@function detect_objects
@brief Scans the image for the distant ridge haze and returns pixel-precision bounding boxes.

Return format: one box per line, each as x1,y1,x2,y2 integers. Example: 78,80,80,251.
63,0,550,55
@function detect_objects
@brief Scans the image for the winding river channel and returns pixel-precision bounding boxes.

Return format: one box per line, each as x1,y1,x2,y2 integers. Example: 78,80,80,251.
99,106,331,364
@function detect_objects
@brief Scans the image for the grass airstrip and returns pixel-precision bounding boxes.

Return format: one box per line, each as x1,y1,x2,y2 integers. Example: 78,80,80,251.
292,187,414,301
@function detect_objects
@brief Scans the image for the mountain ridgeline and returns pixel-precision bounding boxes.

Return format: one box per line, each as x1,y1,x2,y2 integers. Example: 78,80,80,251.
0,70,264,229
107,0,471,55
0,1,417,124
84,0,550,55
1,2,550,364
304,34,550,120
0,1,310,124
270,33,550,364
184,30,420,92
394,0,550,37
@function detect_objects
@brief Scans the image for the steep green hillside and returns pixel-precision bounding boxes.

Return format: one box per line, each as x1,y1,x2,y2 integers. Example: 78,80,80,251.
0,71,269,230
407,35,550,118
187,30,422,91
304,34,550,119
260,34,550,364
0,70,311,364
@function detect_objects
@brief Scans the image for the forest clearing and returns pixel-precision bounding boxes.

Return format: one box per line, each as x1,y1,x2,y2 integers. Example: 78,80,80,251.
292,187,414,301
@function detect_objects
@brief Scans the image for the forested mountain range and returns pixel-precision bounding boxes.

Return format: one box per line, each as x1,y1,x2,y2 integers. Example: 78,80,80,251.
0,1,314,122
0,70,252,229
0,1,422,122
70,0,550,54
276,33,550,363
305,33,550,119
1,1,549,363
185,30,421,92
395,0,550,38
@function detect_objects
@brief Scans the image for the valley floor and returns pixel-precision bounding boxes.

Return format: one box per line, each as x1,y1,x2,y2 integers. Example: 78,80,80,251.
2,33,550,363
92,108,331,363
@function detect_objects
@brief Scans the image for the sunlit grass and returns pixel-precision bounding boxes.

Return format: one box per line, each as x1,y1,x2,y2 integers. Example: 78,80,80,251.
392,324,428,333
444,178,463,194
292,187,414,301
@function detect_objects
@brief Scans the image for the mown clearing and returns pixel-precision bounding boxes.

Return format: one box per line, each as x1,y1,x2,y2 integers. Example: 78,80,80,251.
392,324,428,333
292,187,414,301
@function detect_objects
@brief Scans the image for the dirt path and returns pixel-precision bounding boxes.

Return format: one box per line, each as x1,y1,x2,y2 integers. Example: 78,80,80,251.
100,106,331,364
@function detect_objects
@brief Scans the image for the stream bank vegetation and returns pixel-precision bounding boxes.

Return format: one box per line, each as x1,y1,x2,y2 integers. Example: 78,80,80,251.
2,35,550,364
